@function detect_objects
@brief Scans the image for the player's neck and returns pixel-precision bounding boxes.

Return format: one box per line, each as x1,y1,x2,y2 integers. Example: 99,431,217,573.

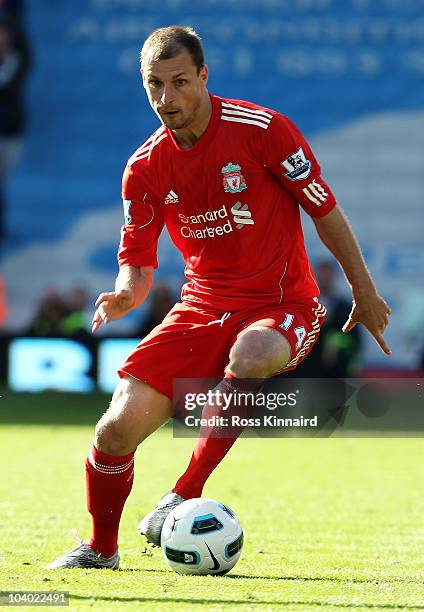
172,93,212,150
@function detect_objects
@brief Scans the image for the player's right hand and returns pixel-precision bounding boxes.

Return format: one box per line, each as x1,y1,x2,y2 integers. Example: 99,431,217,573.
91,289,135,333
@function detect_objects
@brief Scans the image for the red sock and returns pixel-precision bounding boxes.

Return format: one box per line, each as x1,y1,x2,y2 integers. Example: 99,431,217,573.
173,376,262,499
85,446,134,557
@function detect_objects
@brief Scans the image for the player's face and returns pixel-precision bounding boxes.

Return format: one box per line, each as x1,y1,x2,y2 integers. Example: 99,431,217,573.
142,50,208,130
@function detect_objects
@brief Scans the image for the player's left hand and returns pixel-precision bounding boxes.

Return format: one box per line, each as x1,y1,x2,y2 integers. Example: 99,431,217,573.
342,292,392,356
91,289,135,333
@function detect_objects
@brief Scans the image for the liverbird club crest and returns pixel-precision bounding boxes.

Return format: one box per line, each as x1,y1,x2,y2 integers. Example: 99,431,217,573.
221,162,247,194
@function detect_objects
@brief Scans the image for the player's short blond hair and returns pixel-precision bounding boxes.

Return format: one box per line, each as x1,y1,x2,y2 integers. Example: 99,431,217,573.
140,26,205,73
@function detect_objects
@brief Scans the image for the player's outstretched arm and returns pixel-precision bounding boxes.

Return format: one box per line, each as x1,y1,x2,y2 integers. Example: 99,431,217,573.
312,204,392,356
92,265,154,333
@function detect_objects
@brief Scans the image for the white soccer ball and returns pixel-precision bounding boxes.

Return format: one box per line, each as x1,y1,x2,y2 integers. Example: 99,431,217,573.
161,498,243,575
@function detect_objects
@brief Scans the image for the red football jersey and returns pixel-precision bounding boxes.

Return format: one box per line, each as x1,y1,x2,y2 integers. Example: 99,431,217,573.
119,94,337,311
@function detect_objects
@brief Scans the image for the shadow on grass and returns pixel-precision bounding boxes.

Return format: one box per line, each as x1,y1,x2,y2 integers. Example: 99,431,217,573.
227,572,422,585
69,593,423,609
136,567,421,586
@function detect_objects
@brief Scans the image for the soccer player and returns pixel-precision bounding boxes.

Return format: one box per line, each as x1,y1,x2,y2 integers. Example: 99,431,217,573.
49,26,391,569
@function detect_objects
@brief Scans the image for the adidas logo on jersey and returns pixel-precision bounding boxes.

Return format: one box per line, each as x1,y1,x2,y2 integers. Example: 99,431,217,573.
164,190,179,205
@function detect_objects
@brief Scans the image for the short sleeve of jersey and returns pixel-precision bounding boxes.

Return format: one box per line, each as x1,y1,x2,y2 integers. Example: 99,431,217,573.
263,114,337,217
118,162,164,269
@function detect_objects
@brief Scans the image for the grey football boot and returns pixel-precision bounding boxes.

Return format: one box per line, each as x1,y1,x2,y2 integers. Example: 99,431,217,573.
47,542,119,570
138,492,185,547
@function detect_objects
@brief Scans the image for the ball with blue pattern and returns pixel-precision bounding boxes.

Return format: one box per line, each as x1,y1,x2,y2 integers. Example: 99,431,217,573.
161,498,244,575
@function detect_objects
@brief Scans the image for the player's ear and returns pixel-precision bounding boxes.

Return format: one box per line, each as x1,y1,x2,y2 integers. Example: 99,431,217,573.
199,64,208,87
140,68,147,89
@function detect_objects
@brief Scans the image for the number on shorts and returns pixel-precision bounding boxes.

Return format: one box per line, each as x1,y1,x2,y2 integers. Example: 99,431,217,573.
279,313,294,331
294,326,307,349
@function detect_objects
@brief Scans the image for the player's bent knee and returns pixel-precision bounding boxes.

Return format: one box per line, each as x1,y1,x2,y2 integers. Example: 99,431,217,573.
228,328,291,378
94,416,136,456
227,354,269,378
93,375,172,455
93,379,140,454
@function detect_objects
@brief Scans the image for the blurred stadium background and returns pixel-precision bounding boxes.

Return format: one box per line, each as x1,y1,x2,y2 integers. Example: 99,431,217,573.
1,0,424,393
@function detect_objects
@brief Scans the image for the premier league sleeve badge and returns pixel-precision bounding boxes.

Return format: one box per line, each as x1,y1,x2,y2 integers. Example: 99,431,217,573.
281,148,312,181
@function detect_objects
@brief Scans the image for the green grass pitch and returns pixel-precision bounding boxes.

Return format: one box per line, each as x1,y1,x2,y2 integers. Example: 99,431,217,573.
1,392,424,611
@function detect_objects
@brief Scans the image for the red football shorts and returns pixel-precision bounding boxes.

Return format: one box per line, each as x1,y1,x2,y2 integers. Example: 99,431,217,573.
118,298,326,399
